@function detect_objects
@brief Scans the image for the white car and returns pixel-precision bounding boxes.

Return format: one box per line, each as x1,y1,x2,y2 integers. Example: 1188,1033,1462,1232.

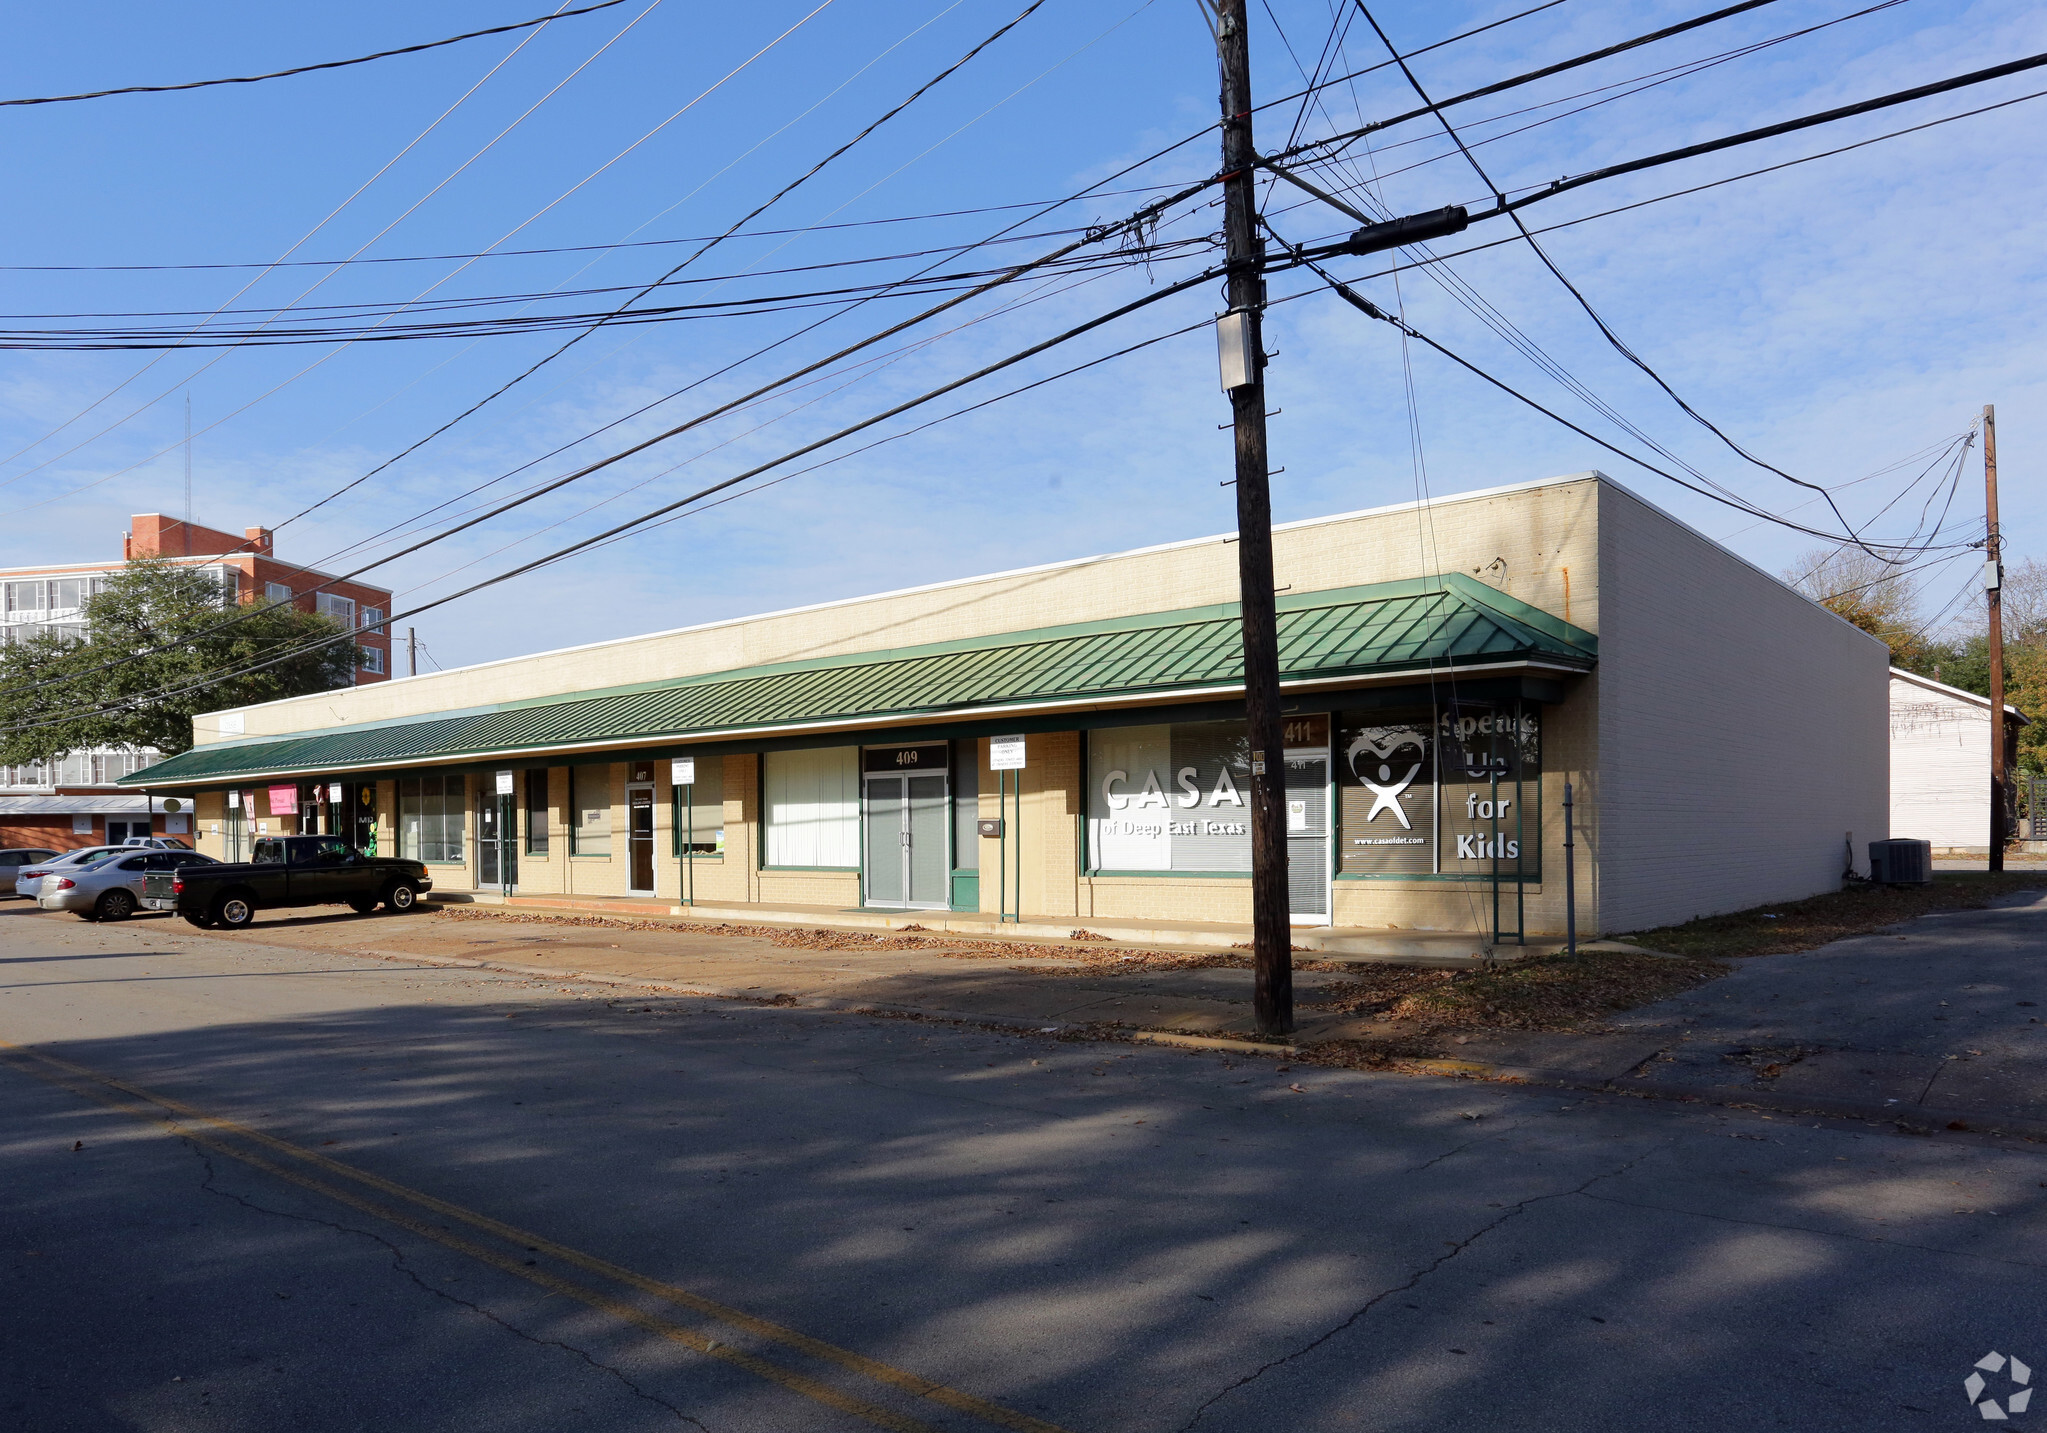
118,836,193,850
14,846,127,900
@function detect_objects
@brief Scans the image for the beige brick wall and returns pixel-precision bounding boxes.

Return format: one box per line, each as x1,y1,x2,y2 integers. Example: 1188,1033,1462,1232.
1591,482,1888,932
192,475,1607,745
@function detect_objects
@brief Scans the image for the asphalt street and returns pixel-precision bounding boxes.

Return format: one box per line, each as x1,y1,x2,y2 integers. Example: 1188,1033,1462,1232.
2,902,2042,1432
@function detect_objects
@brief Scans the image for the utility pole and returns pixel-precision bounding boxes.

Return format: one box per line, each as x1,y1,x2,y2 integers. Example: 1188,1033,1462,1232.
408,626,418,678
1214,0,1292,1035
1984,404,2006,872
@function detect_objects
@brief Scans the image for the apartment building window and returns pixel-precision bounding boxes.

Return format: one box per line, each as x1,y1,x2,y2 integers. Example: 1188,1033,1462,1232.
5,580,43,613
316,592,356,626
265,581,293,605
209,567,240,606
47,577,87,611
361,605,386,632
358,644,385,674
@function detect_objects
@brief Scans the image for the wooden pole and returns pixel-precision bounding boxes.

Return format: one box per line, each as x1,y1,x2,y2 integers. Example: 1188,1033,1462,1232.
1215,0,1293,1035
1985,404,2006,872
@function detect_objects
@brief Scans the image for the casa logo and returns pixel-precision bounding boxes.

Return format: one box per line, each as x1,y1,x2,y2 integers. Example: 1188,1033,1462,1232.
1345,727,1426,830
1967,1350,2032,1420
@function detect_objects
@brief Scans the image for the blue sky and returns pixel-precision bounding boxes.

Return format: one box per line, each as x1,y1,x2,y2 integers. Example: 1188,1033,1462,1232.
0,0,2040,672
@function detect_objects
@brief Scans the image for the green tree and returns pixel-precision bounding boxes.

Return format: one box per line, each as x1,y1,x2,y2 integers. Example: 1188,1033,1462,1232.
0,559,358,763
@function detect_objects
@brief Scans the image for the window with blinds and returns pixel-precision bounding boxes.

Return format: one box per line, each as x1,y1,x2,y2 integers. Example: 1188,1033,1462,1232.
763,747,858,868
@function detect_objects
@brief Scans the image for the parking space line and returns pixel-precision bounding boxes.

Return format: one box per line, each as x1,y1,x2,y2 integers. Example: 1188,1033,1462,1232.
1,1039,1071,1433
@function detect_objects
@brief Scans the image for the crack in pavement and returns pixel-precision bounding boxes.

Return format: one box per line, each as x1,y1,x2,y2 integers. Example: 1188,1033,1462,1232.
1174,1148,1661,1433
186,1142,713,1431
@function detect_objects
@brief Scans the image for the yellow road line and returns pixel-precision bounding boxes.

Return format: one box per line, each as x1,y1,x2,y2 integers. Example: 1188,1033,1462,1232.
2,1040,1071,1433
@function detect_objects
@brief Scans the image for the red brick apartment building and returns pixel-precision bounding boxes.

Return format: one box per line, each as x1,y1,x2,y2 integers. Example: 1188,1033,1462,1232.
0,514,392,852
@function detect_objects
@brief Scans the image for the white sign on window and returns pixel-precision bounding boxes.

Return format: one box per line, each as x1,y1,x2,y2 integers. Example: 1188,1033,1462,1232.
328,783,343,804
990,735,1026,771
1287,799,1308,832
671,758,695,787
227,790,241,808
495,770,515,796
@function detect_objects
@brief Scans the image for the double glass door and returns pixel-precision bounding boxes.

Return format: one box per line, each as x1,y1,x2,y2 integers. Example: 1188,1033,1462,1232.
864,774,948,908
479,794,518,891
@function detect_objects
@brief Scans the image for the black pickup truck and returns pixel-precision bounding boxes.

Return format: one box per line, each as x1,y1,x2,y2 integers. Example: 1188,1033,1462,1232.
144,834,432,929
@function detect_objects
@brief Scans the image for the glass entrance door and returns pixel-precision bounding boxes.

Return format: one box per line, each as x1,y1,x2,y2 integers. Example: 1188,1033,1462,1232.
1285,750,1331,924
479,793,518,891
863,773,948,908
627,784,656,894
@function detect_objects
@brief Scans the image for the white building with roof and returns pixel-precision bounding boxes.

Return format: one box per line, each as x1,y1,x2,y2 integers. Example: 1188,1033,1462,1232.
1888,667,2030,853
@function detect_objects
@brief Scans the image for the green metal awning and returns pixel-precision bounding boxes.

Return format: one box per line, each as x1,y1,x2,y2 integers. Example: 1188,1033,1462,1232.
123,573,1594,789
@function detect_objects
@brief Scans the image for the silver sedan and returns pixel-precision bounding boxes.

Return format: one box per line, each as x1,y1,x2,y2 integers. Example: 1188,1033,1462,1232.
38,850,218,921
13,846,125,900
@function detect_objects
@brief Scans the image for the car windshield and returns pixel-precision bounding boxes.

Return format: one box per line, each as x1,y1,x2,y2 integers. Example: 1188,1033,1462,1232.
55,848,118,866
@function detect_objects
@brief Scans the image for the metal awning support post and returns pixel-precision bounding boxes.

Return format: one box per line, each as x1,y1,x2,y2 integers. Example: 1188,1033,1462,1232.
1563,781,1577,958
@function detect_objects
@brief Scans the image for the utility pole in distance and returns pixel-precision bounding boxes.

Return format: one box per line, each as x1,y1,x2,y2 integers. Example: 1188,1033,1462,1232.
1213,0,1292,1036
1984,403,2006,872
408,626,418,678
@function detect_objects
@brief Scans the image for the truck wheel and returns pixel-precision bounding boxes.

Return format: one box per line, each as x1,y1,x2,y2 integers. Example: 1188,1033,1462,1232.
347,895,378,915
94,889,137,922
213,894,257,930
382,882,419,912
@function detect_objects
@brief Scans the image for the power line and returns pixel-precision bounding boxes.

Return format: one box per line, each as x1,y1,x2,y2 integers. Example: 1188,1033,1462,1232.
0,180,1215,706
1291,246,1974,554
0,191,1195,273
0,243,1209,348
1270,0,1792,169
1350,1,1876,553
0,263,1218,732
241,0,1048,549
0,1,604,480
0,0,631,107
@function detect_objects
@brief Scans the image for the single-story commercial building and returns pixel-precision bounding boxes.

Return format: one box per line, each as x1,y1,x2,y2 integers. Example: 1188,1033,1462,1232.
122,472,1889,939
1888,667,2029,855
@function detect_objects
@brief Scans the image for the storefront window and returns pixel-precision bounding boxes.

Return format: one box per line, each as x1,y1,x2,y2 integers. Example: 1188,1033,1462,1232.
399,774,466,863
1336,708,1435,875
764,747,858,867
671,759,725,856
1436,702,1540,880
1086,720,1253,873
951,742,978,871
525,769,550,855
1334,701,1541,880
571,765,612,855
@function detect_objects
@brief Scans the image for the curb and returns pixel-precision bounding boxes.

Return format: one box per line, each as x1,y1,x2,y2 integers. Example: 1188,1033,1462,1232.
1131,1032,1298,1057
